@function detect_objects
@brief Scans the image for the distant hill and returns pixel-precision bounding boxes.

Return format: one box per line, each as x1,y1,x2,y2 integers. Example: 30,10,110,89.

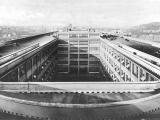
0,26,53,42
132,22,160,30
127,22,160,37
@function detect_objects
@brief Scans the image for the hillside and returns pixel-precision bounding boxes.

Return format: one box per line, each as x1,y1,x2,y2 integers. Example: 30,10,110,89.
127,22,160,42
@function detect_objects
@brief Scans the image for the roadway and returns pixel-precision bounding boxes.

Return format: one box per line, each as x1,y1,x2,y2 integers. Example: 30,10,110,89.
0,35,54,57
0,87,160,119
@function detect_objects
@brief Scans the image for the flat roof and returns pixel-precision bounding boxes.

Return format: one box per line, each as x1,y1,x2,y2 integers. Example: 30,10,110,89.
105,36,160,59
0,35,54,57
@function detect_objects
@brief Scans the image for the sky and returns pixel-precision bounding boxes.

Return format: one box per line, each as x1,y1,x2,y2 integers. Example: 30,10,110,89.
0,0,160,28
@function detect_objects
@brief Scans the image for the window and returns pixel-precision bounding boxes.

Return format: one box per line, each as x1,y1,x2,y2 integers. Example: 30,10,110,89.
58,65,68,72
79,34,88,38
79,40,88,45
121,56,125,66
58,54,68,58
146,72,149,81
10,69,18,82
80,61,88,65
89,39,99,44
89,61,99,66
121,70,125,81
59,40,68,44
89,33,99,37
69,34,78,38
26,59,32,72
70,61,78,65
132,63,138,77
58,47,68,51
79,47,88,53
70,67,78,73
89,55,98,61
33,55,37,66
140,68,146,81
126,59,131,71
70,47,78,52
150,75,155,81
69,40,78,45
58,33,68,38
70,54,78,59
90,47,99,51
79,54,88,59
19,63,26,78
58,60,68,64
126,75,131,81
79,67,88,73
89,67,99,72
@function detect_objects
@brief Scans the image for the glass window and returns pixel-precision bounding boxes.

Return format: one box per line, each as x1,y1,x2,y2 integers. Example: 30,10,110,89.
79,34,88,38
80,61,88,65
79,54,88,59
89,67,99,72
58,65,68,72
69,34,78,38
70,67,78,73
89,39,99,44
90,47,99,51
70,61,78,65
59,40,68,44
132,63,138,77
70,54,78,59
150,75,155,81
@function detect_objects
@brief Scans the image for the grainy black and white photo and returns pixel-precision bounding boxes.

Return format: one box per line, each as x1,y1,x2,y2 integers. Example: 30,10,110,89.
0,0,160,120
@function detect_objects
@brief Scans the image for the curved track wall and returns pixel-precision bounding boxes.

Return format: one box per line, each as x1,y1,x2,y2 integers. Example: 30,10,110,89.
0,90,160,120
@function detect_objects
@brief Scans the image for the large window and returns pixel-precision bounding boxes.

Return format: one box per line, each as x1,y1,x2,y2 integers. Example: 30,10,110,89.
80,61,88,65
121,56,125,66
79,34,88,38
59,40,68,44
132,63,138,77
70,67,78,73
79,67,88,73
89,33,99,37
126,59,131,71
70,54,78,59
70,40,78,45
79,40,88,45
57,65,68,72
69,34,78,38
70,47,78,52
79,47,88,53
89,39,99,44
79,54,88,59
90,47,99,51
70,61,78,65
59,33,68,38
89,67,99,72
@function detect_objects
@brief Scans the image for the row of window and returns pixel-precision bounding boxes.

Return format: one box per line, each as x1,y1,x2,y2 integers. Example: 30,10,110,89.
58,33,99,38
101,41,159,82
0,43,57,82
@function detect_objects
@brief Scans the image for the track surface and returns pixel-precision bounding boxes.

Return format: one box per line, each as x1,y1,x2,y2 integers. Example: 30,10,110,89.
0,89,160,120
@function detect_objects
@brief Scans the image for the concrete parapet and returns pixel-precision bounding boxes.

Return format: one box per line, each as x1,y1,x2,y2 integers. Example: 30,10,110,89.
0,82,158,93
0,89,160,119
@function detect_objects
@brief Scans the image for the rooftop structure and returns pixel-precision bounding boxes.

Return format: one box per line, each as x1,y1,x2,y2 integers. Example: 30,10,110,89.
0,28,160,119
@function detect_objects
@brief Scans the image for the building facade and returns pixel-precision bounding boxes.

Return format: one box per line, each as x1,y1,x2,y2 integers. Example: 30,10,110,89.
56,30,104,81
100,38,160,82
